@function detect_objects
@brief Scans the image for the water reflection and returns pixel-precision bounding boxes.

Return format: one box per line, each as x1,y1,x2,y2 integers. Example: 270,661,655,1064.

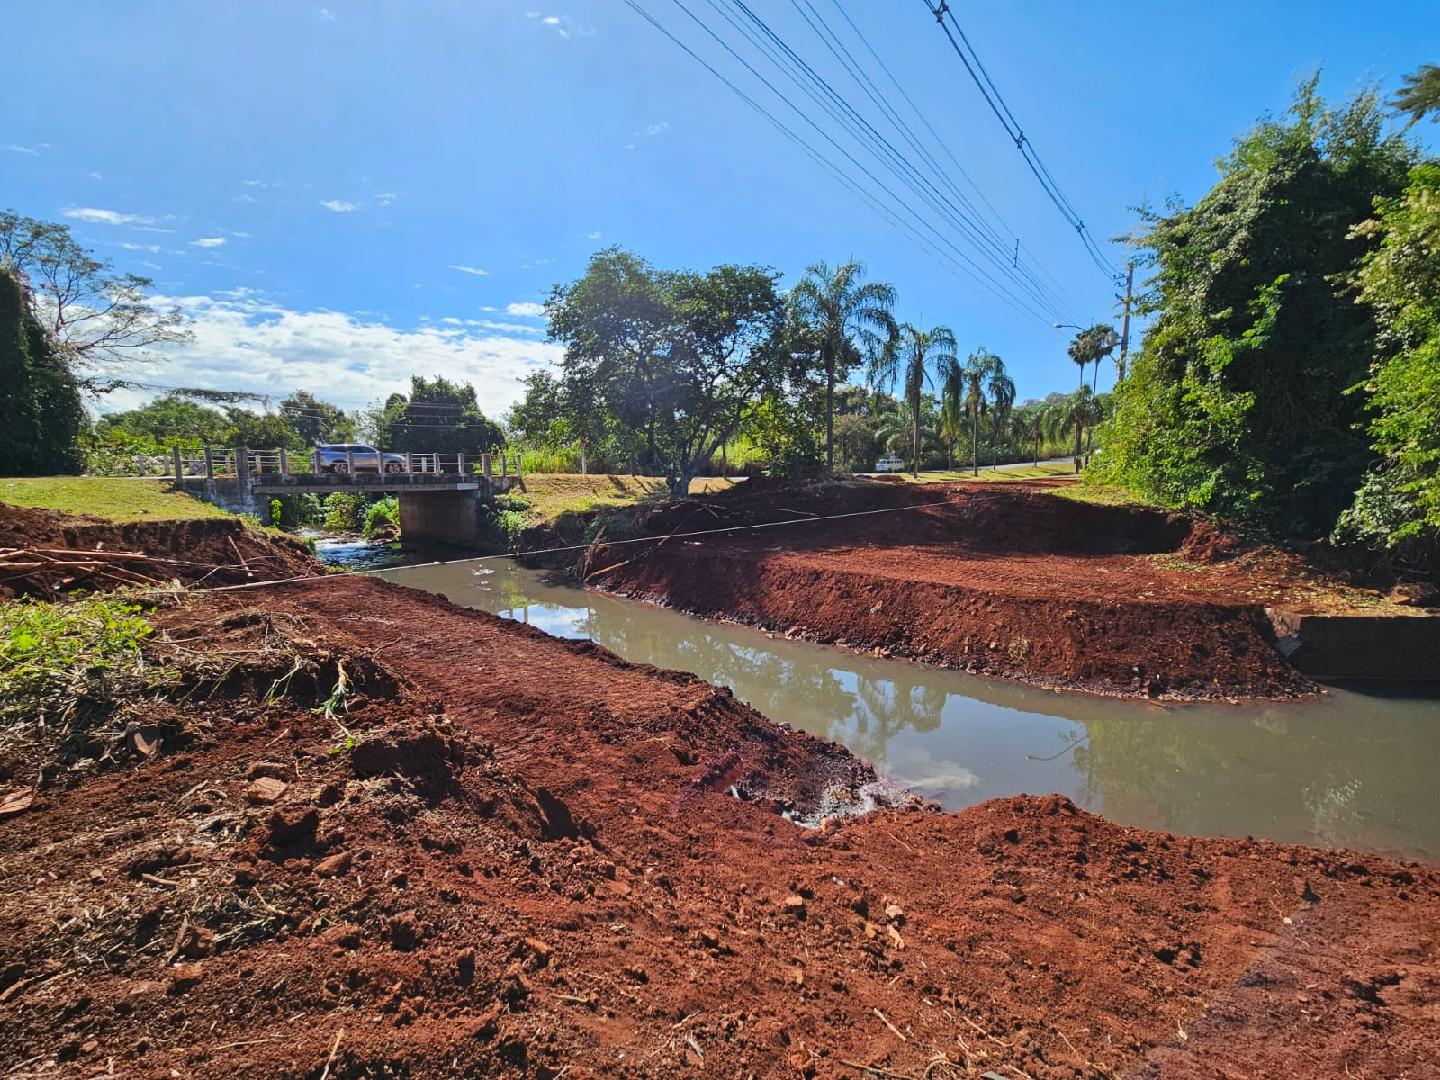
380,560,1440,862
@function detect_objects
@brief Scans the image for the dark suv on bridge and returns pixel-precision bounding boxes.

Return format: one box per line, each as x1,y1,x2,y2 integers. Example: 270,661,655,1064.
314,444,407,474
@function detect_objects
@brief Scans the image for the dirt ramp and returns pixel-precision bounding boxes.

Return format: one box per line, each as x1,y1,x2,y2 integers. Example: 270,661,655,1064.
588,482,1327,699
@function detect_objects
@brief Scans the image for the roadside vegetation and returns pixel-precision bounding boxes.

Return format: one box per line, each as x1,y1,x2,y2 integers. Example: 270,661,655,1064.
1093,78,1440,573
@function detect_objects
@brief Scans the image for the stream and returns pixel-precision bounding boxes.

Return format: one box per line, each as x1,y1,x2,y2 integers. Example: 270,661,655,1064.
370,557,1440,862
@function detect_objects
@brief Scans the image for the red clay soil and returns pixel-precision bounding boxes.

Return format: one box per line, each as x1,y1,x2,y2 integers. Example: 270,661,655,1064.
585,481,1376,700
0,502,323,593
2,575,1436,1078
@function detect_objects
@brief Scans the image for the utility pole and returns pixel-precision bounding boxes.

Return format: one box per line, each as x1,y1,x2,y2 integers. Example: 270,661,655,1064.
1117,261,1134,382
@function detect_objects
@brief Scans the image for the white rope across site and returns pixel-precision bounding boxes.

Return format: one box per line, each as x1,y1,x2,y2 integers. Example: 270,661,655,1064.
183,497,958,595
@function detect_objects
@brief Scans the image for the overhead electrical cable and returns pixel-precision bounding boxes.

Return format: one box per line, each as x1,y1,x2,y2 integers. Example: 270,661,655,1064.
919,0,1123,283
791,0,1077,320
719,0,1069,320
625,0,1058,325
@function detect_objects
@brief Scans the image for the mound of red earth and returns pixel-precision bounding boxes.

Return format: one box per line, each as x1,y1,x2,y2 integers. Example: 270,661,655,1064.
1,575,1435,1078
583,480,1369,700
0,503,323,595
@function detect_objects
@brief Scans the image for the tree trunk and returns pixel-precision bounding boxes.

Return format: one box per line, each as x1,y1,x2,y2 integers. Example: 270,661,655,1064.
1073,422,1082,474
971,411,979,477
911,413,919,479
579,441,588,476
825,352,835,475
1033,431,1039,467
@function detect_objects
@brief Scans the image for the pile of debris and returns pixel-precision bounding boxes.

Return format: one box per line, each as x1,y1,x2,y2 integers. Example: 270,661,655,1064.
0,546,187,596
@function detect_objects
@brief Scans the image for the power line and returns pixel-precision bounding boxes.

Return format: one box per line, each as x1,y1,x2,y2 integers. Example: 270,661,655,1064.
823,0,1077,310
627,0,1058,325
919,0,1124,284
719,0,1070,320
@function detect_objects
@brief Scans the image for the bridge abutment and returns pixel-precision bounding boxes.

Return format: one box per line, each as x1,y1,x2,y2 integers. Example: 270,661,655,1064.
397,489,486,547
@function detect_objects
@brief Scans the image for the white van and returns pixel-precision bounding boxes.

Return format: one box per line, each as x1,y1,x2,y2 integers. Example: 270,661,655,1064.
875,455,906,473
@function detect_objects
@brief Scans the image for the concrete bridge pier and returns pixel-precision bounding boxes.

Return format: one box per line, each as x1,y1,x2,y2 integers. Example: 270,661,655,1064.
396,489,488,547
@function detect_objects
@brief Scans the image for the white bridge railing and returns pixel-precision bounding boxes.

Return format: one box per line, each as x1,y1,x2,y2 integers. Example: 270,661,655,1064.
167,447,521,483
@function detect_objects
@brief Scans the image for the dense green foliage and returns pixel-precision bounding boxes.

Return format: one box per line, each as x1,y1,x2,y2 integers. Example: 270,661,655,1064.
545,248,789,496
372,375,505,457
1094,83,1417,536
0,268,85,476
1334,162,1440,563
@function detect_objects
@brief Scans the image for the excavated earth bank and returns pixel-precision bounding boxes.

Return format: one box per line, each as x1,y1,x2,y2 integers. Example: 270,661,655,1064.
0,503,324,593
2,576,1437,1078
584,481,1378,700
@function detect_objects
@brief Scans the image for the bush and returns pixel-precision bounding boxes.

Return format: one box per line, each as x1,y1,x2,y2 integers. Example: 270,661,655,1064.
322,492,367,532
362,497,400,540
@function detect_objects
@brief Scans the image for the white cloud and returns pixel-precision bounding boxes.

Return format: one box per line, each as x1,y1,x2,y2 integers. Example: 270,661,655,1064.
318,6,337,19
506,301,545,318
232,193,258,204
115,241,163,253
641,121,670,137
86,171,103,180
319,199,360,213
63,207,158,226
190,237,226,248
470,319,544,335
623,143,636,151
586,230,603,241
373,191,399,206
525,11,592,38
450,264,490,277
8,143,48,156
95,292,563,416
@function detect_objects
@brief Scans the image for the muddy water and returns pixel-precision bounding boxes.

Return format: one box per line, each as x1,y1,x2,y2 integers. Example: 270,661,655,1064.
379,559,1440,862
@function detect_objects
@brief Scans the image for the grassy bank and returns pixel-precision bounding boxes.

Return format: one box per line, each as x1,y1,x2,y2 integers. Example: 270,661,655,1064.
0,477,230,522
514,473,741,525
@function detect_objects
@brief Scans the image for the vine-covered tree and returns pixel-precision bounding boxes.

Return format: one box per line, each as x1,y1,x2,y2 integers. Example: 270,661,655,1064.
1335,162,1440,567
0,268,85,475
1093,81,1416,534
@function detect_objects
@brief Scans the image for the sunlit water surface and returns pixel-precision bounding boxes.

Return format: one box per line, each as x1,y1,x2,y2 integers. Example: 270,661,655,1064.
374,559,1440,862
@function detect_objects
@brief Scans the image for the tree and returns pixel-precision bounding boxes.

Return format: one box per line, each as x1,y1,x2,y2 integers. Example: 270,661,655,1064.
96,395,232,444
0,211,189,375
1093,82,1416,534
788,260,898,473
1392,63,1440,127
280,390,354,445
987,369,1016,467
224,407,308,452
872,324,956,477
944,347,1005,476
1060,386,1103,469
1066,323,1118,393
1334,162,1440,565
0,268,85,476
376,376,505,457
547,248,787,496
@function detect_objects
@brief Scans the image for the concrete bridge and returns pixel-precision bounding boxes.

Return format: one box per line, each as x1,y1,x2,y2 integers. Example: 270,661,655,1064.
169,447,523,547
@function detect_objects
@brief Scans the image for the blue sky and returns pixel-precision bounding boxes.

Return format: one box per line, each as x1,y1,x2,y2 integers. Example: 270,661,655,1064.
4,0,1437,418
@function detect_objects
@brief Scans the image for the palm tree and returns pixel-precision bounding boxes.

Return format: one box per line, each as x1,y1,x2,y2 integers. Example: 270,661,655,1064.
1066,324,1119,393
987,370,1016,468
788,261,898,473
871,323,956,478
945,347,1004,476
1060,386,1102,471
1392,63,1440,127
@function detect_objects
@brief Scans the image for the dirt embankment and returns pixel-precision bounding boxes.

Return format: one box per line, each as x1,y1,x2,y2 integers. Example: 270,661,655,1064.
582,481,1378,700
0,503,324,595
2,575,1436,1078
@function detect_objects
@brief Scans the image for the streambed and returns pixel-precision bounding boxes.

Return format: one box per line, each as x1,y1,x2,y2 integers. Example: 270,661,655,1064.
377,558,1440,861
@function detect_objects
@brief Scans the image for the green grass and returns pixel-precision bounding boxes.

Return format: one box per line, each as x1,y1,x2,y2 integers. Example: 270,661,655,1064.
0,477,232,522
885,461,1079,484
514,473,741,525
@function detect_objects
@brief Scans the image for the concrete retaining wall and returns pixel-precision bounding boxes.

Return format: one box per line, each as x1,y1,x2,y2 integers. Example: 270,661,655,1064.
1268,608,1440,681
